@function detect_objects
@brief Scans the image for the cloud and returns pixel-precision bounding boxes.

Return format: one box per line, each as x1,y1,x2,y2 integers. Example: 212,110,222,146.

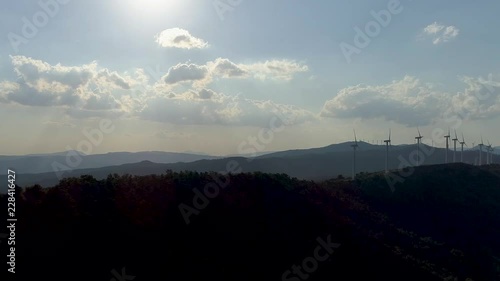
1,80,80,107
197,88,215,99
11,55,95,89
208,58,248,78
321,74,500,126
159,58,309,88
139,89,317,126
320,76,448,126
8,55,135,93
422,22,459,44
163,63,209,84
83,91,122,111
96,69,132,90
242,60,309,81
0,56,314,126
155,28,209,49
3,56,500,128
0,81,20,103
449,74,500,120
0,56,140,117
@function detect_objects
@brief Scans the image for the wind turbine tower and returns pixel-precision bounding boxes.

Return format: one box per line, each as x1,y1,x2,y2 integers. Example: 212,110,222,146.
472,141,477,165
487,141,493,165
452,130,459,163
459,133,467,163
444,129,450,164
351,130,359,179
479,137,484,166
415,128,423,167
384,129,391,173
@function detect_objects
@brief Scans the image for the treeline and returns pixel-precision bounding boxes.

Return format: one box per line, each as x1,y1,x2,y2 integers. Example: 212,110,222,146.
1,167,498,280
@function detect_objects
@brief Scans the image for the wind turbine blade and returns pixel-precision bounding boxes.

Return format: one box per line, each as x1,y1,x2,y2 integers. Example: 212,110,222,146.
455,129,458,139
417,127,421,137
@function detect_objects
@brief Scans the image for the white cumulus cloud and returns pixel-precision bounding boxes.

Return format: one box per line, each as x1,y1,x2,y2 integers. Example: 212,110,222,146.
320,76,448,126
321,74,500,126
159,58,309,88
155,28,209,49
0,56,315,126
422,22,460,44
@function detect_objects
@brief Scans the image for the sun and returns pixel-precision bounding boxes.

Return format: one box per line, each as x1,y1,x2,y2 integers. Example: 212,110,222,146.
126,0,179,16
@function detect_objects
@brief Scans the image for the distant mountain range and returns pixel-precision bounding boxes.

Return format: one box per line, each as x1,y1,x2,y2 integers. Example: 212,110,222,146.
0,150,280,175
2,141,498,191
0,151,220,174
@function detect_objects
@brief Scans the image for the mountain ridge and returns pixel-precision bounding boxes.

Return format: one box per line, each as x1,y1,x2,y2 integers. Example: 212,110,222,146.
3,144,498,190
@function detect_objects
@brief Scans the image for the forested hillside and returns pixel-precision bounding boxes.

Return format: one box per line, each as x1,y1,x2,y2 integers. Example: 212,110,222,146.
1,164,499,280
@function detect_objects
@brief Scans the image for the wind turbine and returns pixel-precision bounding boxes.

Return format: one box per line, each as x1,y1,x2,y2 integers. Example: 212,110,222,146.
415,128,423,167
487,141,493,165
351,130,359,179
444,128,450,164
384,129,391,173
452,130,459,163
459,133,467,163
478,137,484,166
471,141,477,165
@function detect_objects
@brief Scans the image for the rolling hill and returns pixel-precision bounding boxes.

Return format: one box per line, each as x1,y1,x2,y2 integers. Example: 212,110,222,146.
3,143,498,191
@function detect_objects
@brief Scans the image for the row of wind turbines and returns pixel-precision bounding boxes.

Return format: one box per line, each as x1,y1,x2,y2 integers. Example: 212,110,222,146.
350,129,496,178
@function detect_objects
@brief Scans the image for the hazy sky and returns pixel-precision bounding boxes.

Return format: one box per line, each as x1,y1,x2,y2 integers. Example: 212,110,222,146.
1,0,499,156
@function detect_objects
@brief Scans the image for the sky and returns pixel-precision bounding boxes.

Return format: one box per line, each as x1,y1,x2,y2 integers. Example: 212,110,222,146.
1,0,499,156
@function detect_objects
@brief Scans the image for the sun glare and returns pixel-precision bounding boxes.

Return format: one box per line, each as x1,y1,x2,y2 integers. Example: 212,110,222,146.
126,0,179,17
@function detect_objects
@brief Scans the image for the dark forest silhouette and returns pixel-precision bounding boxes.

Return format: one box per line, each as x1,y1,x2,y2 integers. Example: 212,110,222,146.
1,163,499,280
